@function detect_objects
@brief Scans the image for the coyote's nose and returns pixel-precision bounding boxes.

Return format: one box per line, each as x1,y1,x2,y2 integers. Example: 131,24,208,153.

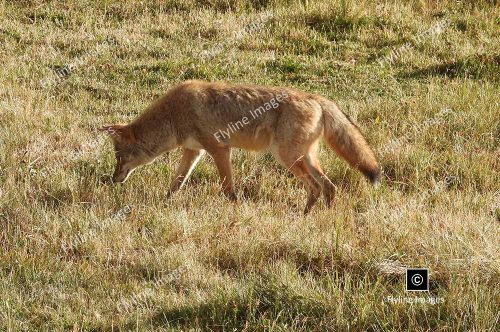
112,168,131,183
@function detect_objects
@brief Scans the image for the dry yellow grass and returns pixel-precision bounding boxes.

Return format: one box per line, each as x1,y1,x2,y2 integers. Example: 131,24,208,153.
0,0,499,331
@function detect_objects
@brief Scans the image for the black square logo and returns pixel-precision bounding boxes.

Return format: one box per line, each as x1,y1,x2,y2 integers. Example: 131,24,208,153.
406,268,429,291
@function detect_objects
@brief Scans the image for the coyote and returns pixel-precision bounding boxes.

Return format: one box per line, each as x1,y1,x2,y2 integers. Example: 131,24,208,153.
100,80,381,214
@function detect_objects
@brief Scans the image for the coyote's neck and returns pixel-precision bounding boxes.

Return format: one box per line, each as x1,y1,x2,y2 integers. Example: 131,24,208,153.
130,111,178,157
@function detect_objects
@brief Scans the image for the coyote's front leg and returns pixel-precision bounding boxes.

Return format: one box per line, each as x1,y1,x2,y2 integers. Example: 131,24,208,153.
209,147,237,202
166,148,205,198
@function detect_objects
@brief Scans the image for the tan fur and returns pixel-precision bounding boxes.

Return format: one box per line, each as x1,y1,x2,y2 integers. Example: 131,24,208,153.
101,80,381,214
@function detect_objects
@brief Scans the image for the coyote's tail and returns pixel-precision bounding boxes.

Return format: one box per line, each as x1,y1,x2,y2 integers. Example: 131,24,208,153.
320,99,381,185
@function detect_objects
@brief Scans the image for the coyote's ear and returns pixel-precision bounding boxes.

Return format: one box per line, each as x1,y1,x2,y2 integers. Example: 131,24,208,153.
99,124,135,144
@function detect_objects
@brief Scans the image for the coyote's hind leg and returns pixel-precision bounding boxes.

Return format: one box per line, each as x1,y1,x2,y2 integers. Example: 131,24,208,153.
308,153,336,208
273,150,322,215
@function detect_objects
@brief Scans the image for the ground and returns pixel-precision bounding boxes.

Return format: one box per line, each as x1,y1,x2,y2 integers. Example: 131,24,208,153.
0,0,499,331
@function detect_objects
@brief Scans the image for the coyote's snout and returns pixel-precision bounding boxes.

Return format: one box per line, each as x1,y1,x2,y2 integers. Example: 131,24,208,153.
101,80,381,214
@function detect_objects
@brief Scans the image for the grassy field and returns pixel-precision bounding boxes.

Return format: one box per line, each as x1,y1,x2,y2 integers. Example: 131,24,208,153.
1,0,499,330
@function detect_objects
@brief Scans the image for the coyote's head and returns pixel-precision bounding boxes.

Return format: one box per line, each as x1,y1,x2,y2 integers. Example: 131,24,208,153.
99,124,154,183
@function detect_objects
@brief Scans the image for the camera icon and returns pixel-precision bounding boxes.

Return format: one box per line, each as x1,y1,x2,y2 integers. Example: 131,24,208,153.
406,268,429,291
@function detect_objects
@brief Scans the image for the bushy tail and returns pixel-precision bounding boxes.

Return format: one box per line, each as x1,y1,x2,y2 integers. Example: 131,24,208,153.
320,99,381,185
